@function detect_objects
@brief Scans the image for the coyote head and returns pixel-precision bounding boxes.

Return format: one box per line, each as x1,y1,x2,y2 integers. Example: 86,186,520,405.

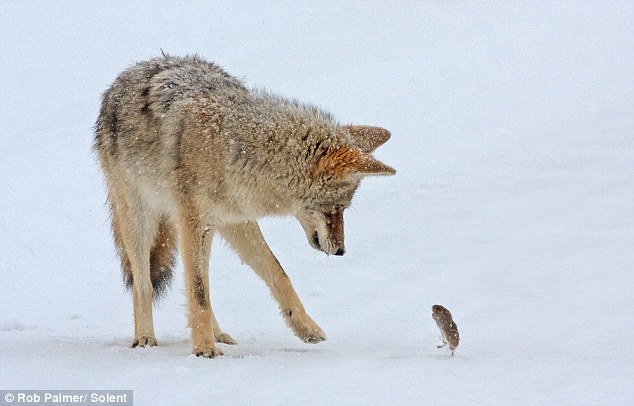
296,125,395,256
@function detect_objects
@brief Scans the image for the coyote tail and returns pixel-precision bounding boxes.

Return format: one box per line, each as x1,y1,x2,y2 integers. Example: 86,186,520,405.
111,209,177,300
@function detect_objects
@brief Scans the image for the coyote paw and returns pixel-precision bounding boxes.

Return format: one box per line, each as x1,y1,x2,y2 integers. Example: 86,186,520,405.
215,331,237,345
283,309,326,344
132,335,158,348
194,345,223,358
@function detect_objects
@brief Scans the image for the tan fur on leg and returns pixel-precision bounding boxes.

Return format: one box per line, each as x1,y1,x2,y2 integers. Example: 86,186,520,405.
220,221,326,343
109,188,159,348
179,213,222,357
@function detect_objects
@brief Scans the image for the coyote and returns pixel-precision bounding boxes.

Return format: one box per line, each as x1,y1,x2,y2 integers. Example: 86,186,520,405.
94,54,395,357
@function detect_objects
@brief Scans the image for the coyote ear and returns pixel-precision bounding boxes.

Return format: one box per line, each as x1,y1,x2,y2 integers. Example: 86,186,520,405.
345,125,391,153
313,147,396,181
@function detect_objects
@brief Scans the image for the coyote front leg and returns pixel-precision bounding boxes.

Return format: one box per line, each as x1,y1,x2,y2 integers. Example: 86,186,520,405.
219,221,326,343
179,215,224,357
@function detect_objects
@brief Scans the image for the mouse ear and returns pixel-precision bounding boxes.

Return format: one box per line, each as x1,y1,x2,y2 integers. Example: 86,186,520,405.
345,125,391,153
312,147,396,181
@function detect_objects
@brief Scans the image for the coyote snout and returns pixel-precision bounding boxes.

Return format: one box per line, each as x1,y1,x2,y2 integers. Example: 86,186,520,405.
297,208,346,256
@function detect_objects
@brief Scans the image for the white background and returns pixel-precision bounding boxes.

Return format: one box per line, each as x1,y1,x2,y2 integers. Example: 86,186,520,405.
1,1,633,405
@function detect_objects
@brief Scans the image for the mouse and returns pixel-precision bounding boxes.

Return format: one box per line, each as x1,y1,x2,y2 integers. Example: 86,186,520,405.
432,304,459,355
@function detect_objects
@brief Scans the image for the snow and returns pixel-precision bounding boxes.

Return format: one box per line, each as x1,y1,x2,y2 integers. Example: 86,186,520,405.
1,1,633,405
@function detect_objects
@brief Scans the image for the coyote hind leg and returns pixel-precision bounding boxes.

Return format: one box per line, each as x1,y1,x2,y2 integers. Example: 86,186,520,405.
110,193,159,348
219,221,326,344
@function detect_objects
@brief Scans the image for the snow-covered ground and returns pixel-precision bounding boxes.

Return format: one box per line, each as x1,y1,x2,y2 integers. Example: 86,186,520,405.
1,1,633,405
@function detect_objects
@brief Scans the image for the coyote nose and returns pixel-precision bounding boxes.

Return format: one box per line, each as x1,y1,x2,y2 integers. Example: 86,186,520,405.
334,247,345,256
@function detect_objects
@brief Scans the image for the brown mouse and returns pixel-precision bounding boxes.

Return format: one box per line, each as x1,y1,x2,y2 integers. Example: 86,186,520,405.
432,305,459,355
